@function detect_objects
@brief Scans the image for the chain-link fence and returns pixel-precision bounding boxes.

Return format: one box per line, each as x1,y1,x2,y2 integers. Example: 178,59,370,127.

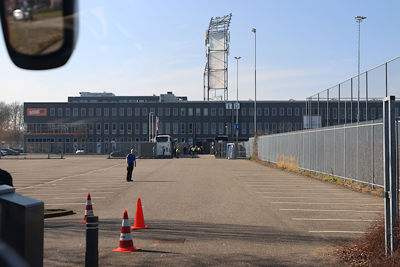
248,119,387,187
306,57,400,128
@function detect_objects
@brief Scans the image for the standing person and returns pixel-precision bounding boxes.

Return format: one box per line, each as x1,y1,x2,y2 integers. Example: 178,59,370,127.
126,149,136,182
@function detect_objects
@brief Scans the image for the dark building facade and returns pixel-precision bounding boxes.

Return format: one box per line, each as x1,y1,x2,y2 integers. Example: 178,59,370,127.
23,92,385,154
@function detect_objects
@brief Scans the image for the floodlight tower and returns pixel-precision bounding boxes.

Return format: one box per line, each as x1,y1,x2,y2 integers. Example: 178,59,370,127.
203,13,232,101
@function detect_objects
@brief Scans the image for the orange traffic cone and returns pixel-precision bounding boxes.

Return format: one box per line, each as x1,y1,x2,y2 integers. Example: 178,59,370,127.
81,193,94,223
132,197,148,230
113,209,141,252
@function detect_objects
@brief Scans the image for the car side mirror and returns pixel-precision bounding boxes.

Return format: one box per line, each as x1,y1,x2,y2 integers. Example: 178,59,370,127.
0,0,78,70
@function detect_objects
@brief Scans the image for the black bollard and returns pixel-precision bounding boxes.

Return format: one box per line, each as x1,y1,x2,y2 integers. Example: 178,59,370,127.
85,216,98,267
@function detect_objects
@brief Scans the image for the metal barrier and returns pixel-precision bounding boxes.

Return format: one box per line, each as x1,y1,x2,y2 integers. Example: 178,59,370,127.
247,119,386,187
0,185,44,267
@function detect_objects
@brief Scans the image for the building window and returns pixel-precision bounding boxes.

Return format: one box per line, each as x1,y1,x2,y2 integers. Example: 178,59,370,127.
180,123,186,134
272,108,277,116
295,108,300,116
188,123,193,134
135,107,140,116
88,108,94,116
158,107,163,116
119,123,124,134
73,108,78,117
210,122,216,134
104,123,109,134
371,107,376,119
264,108,269,116
50,108,55,116
173,108,178,116
249,108,254,116
135,123,140,134
241,108,246,116
196,108,201,116
127,108,132,116
119,108,124,116
249,123,254,135
188,108,193,116
165,122,170,134
127,123,132,134
287,107,292,116
57,108,63,117
204,108,209,116
96,123,101,134
180,108,186,116
257,108,262,116
81,108,86,117
218,108,224,116
89,123,94,134
196,122,201,134
110,123,116,134
173,122,178,134
65,108,71,117
257,122,262,134
203,122,208,134
279,107,285,116
102,108,108,117
112,108,117,116
142,123,148,134
165,107,170,116
96,108,101,117
218,122,224,134
241,123,247,134
142,107,148,116
211,108,216,116
333,108,337,119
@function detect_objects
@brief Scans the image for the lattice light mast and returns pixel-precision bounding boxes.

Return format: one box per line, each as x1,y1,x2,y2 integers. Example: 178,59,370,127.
204,13,232,101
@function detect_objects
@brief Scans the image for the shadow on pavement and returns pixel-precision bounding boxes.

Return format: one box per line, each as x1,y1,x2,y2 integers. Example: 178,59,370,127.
43,218,344,266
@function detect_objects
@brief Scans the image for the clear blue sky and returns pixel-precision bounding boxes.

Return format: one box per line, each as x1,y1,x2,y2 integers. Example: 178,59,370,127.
1,0,399,103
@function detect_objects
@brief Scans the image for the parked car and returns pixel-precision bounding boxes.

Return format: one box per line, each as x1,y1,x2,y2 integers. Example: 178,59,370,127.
110,151,126,158
11,148,24,153
75,149,85,154
0,150,7,156
1,148,20,155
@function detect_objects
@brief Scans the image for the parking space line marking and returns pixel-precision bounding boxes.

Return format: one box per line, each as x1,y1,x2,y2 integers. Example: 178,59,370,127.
280,208,383,213
18,163,122,190
256,191,356,194
46,197,106,200
309,230,366,234
262,197,376,200
45,203,88,205
25,192,114,196
272,202,383,206
292,218,378,222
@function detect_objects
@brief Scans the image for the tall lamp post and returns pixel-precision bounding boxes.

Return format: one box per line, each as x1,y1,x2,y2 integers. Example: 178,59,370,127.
355,16,366,122
234,56,241,144
252,28,257,135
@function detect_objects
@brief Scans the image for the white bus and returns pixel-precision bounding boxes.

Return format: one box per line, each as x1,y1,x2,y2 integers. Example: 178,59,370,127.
155,135,173,158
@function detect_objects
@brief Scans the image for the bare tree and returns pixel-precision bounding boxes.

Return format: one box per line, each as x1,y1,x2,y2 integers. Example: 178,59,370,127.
0,102,24,146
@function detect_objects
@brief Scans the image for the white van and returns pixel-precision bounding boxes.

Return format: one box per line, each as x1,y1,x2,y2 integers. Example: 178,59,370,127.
155,135,173,158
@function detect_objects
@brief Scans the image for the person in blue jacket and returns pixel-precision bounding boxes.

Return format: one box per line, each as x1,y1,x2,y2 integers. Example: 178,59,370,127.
126,149,136,182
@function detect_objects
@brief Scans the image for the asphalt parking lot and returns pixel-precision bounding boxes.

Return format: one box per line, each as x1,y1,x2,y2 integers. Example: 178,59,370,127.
1,154,382,266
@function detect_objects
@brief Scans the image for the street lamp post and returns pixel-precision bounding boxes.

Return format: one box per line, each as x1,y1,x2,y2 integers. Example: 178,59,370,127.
355,16,366,122
252,28,257,135
234,56,241,144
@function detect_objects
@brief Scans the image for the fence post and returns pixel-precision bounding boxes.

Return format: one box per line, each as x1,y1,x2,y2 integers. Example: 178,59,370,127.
383,96,398,256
